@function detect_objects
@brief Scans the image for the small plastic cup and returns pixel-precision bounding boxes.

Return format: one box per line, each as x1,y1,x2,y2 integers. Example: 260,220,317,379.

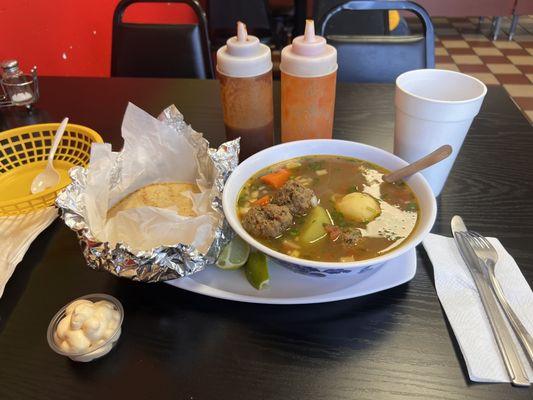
394,69,487,196
47,293,124,362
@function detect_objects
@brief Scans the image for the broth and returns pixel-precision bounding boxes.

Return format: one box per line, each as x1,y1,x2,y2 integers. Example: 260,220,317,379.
237,155,419,262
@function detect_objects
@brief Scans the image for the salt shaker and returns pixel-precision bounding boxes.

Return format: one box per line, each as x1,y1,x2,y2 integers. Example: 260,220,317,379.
1,60,34,105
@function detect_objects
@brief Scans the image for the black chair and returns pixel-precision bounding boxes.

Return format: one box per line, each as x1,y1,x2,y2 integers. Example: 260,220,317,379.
314,0,389,35
206,0,273,49
269,0,296,47
112,0,213,79
317,1,434,83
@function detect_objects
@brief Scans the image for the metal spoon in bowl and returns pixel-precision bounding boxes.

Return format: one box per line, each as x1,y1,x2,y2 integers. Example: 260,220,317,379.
30,117,69,194
383,145,452,183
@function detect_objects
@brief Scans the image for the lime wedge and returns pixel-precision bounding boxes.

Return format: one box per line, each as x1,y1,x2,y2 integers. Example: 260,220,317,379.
216,236,250,270
244,252,269,290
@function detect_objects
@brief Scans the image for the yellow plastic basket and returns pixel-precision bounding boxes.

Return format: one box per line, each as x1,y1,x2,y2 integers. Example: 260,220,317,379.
0,123,103,216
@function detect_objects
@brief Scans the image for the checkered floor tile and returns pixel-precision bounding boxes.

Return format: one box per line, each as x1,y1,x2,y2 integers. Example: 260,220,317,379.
426,16,533,123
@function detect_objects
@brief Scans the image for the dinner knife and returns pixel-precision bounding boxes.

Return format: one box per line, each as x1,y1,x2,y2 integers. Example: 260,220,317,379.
451,216,530,387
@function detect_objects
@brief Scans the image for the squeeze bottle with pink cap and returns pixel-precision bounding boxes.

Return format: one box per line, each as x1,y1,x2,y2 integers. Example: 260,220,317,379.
280,20,337,142
217,22,273,160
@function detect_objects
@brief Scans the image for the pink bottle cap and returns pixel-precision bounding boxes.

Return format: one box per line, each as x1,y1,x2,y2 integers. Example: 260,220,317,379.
280,20,337,77
216,22,272,78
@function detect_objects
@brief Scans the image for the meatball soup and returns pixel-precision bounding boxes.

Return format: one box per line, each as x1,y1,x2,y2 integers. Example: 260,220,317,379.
237,156,420,263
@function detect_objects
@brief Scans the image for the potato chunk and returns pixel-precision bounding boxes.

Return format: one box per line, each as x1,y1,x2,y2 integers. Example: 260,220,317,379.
300,206,332,244
335,192,381,223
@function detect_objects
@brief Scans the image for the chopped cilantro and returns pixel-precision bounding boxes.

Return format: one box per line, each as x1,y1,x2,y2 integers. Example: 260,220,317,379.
238,194,247,206
406,201,418,211
308,161,323,171
330,210,348,227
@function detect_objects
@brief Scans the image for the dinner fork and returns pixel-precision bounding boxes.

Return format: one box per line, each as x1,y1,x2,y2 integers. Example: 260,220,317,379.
465,231,533,366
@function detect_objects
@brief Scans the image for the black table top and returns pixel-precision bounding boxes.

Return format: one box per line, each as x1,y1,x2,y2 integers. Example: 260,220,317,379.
0,77,532,400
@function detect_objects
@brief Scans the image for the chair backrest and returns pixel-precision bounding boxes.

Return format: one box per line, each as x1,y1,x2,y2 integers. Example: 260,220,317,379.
414,0,515,17
112,0,213,79
314,0,389,35
317,0,434,83
515,0,533,15
206,0,272,47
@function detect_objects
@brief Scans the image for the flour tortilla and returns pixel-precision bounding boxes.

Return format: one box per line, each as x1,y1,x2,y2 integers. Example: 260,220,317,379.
108,182,199,219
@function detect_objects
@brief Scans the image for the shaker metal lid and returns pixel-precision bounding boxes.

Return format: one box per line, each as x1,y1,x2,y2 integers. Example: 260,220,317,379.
216,22,272,78
1,59,19,71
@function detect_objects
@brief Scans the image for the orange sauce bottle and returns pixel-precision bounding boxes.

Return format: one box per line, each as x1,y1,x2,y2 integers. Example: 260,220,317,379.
280,20,337,142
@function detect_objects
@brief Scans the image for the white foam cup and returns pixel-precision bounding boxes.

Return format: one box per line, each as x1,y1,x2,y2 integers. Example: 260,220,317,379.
394,69,487,196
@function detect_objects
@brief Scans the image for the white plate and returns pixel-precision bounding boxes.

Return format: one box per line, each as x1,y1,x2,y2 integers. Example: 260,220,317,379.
166,249,417,305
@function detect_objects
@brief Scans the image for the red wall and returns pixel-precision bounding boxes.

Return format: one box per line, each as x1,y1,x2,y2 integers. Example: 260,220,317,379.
0,1,198,77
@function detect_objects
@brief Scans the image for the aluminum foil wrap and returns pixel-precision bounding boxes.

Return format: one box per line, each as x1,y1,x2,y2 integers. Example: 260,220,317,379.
56,105,239,282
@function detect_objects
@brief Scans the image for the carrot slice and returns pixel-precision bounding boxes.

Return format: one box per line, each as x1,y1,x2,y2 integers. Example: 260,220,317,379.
260,169,291,189
253,195,270,206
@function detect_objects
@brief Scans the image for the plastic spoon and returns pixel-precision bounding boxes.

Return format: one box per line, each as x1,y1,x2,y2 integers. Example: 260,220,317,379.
383,145,452,183
30,117,68,194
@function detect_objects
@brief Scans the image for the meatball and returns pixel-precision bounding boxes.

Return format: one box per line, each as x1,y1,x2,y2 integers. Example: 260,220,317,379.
271,181,316,216
242,204,293,238
339,227,362,247
324,225,362,247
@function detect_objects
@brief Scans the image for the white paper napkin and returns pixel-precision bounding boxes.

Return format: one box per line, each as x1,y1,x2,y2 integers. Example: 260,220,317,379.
423,233,533,382
0,207,58,298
